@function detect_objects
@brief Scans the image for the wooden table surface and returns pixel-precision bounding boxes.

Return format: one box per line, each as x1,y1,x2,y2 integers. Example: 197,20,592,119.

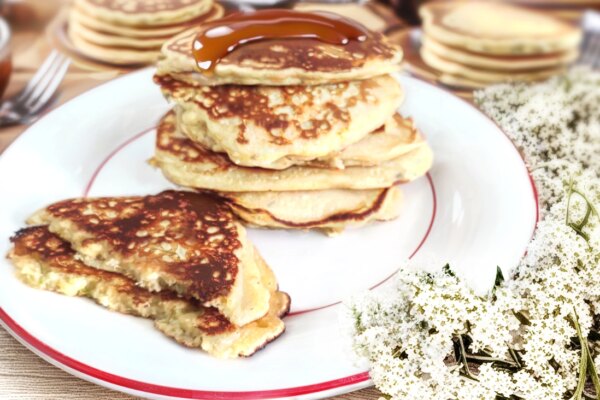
0,7,381,400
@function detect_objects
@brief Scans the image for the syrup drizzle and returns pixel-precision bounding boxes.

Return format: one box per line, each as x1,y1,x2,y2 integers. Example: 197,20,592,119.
192,10,368,73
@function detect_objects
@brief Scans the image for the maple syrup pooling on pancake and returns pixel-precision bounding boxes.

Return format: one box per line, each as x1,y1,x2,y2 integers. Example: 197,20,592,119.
192,9,369,73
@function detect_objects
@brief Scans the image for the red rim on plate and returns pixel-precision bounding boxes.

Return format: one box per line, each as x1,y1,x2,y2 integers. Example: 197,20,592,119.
0,69,540,400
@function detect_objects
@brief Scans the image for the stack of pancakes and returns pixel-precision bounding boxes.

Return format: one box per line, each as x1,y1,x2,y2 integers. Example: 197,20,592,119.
9,191,290,358
419,1,582,89
68,0,224,65
152,21,433,235
485,0,600,22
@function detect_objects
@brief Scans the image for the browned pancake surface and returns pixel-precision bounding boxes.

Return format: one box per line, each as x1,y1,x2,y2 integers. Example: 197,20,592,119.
40,191,241,302
164,26,399,73
155,74,385,146
11,226,234,335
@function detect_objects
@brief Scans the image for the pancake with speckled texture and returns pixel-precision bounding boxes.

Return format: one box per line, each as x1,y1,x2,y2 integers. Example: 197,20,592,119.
155,74,403,169
214,186,403,236
27,190,275,327
8,226,290,358
155,23,403,86
152,111,433,192
175,108,424,170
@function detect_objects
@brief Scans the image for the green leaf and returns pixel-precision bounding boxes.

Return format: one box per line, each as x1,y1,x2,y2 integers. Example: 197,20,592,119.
494,267,505,288
442,264,456,277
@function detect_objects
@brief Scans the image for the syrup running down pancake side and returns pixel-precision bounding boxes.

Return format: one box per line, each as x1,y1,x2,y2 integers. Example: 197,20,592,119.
191,10,369,74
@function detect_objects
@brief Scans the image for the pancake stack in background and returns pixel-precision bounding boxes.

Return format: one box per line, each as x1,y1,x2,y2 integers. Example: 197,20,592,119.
68,0,224,65
482,0,600,23
152,12,433,235
419,1,582,89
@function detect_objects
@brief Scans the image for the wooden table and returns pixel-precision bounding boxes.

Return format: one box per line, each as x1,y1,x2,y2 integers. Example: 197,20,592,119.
0,9,381,400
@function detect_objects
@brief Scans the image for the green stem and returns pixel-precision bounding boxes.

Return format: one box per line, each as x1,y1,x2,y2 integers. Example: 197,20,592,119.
573,313,590,400
458,335,479,381
465,354,517,367
585,340,600,400
567,177,576,226
508,347,522,369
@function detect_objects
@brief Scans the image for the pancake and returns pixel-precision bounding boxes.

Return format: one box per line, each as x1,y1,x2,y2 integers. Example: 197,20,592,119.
422,35,578,71
71,4,224,38
156,74,403,169
312,114,424,169
152,111,433,192
435,73,490,90
27,190,274,327
175,109,423,170
420,2,582,55
9,226,290,358
74,0,213,27
69,17,170,49
69,28,160,65
156,25,403,86
215,186,403,235
421,47,565,84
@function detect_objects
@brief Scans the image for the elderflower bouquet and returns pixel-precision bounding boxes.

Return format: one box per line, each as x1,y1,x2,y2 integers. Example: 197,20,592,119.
343,68,600,400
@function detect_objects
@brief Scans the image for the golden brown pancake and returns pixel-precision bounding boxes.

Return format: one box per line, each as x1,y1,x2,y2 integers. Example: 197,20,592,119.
69,17,171,49
27,190,275,327
175,109,424,170
156,25,403,85
9,226,290,358
214,186,403,236
156,74,404,169
420,2,582,55
307,114,423,169
421,35,578,71
421,47,565,84
74,0,213,27
152,111,433,192
68,28,160,65
71,3,224,38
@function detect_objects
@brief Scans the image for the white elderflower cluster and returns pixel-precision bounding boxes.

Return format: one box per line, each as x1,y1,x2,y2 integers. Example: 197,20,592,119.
344,68,600,400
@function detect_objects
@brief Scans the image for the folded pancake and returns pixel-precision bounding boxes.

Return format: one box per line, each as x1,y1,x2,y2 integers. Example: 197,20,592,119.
8,226,290,358
155,74,403,169
420,2,582,55
27,190,273,327
70,3,224,38
74,0,213,27
156,25,403,86
421,47,565,85
215,186,403,236
421,36,578,71
152,111,433,192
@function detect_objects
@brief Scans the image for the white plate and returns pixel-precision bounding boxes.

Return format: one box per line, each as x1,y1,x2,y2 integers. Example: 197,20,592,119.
0,69,538,400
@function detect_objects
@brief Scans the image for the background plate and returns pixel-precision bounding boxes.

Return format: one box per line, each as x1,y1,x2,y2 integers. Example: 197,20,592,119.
0,69,537,399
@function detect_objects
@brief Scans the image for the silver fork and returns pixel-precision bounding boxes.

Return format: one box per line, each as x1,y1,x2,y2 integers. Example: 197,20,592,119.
0,50,71,127
579,11,600,69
